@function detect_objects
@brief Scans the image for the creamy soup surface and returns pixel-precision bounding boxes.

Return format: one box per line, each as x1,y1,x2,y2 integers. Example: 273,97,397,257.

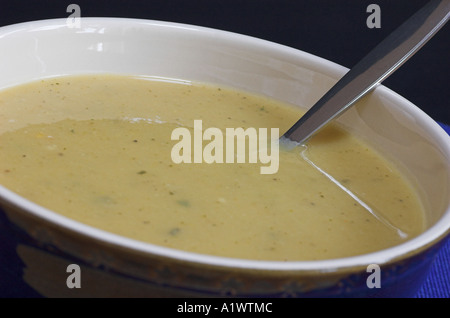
0,75,425,261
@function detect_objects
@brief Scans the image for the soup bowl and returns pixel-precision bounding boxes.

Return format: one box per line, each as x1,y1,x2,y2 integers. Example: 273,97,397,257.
0,18,449,298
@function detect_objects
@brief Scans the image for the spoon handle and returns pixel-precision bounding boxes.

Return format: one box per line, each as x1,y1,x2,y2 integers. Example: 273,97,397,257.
283,0,450,144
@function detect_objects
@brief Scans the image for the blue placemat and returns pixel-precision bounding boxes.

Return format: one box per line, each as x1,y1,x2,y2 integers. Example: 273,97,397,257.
415,122,450,298
438,122,450,135
415,237,450,298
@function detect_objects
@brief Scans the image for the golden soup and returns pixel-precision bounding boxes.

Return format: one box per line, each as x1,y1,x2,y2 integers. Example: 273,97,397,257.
0,74,425,261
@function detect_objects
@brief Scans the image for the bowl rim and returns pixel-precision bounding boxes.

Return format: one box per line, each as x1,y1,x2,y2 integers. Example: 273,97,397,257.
0,17,449,273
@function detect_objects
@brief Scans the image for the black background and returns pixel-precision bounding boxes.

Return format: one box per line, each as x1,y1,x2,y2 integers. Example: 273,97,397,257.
1,0,449,124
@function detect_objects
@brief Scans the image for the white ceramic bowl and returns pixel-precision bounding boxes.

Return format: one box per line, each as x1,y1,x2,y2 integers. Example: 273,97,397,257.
0,18,449,297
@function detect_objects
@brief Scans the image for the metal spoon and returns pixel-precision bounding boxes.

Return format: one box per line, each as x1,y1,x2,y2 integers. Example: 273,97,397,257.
282,0,450,146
